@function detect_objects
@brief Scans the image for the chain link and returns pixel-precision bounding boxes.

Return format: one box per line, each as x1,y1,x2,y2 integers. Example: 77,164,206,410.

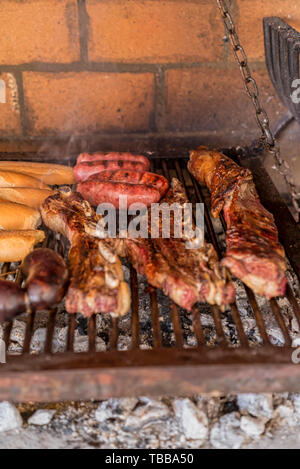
217,0,300,213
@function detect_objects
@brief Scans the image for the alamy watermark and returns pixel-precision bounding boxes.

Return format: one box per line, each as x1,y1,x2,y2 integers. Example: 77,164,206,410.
0,339,6,364
93,196,205,249
0,79,6,104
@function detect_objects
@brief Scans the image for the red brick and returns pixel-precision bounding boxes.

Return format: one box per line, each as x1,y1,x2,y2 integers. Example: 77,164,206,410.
236,0,300,61
23,72,154,135
86,0,224,63
0,73,22,136
0,0,79,64
165,67,285,144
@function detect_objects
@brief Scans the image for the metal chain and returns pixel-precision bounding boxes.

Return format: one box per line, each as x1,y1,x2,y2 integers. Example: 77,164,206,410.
217,0,300,213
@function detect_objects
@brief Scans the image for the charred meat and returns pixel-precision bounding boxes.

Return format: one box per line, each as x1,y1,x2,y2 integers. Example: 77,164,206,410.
188,147,287,298
41,188,130,317
112,179,235,310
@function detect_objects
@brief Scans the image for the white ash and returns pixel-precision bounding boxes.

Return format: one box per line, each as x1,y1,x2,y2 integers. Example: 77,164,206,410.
28,409,56,426
0,393,299,447
173,398,208,444
123,398,171,431
237,394,273,420
240,415,265,438
210,413,245,449
0,402,22,433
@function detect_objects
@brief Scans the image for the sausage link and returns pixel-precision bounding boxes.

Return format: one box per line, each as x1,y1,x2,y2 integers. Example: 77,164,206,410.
0,280,27,322
78,181,162,208
74,159,148,182
77,170,169,208
86,170,169,196
77,152,150,169
22,248,69,311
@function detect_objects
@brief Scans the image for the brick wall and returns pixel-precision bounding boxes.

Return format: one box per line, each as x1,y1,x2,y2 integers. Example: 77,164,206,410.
0,0,299,149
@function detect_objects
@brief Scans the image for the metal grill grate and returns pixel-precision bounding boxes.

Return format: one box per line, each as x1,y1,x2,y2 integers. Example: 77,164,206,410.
1,153,300,402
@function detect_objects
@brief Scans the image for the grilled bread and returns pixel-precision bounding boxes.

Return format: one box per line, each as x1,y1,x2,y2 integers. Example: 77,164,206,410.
0,187,53,209
0,230,45,262
0,170,49,189
0,200,41,230
0,162,74,185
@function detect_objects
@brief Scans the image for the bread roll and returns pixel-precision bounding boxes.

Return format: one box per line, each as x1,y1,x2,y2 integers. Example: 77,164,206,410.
0,187,53,209
0,230,45,262
0,162,74,185
0,201,41,230
0,170,49,189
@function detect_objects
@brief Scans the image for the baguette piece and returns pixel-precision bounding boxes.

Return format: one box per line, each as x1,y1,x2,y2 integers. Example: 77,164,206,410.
0,170,49,189
0,200,41,230
0,187,53,209
0,230,45,262
0,162,74,185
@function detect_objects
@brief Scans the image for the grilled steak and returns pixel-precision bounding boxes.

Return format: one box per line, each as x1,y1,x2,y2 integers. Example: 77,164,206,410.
112,179,235,310
41,188,130,317
188,147,287,298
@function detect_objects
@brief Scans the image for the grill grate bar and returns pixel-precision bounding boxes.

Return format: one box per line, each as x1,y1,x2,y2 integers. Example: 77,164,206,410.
109,317,119,350
150,288,162,348
211,305,227,347
244,286,271,345
230,303,249,347
170,302,184,348
22,312,35,354
67,314,76,352
88,315,96,352
44,310,57,354
286,283,300,330
193,306,205,346
269,299,292,346
130,267,140,349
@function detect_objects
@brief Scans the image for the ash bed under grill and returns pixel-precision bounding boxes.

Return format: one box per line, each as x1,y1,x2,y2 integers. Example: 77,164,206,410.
1,148,300,403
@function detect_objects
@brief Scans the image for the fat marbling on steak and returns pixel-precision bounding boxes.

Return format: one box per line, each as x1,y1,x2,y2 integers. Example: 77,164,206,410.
112,179,235,310
188,147,287,298
41,188,130,317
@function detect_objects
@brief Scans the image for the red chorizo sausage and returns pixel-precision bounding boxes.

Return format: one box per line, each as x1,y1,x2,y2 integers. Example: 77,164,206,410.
77,152,150,169
74,159,149,182
77,170,169,208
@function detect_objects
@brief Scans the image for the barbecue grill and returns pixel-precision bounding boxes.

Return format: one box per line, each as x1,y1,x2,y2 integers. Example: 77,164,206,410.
1,146,300,403
1,1,300,403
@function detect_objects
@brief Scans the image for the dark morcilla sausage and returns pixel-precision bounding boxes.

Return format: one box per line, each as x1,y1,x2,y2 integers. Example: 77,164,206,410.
0,280,27,322
22,248,69,312
0,248,69,322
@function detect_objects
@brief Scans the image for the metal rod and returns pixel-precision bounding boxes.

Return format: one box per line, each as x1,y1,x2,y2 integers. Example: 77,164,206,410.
67,314,76,352
44,309,57,354
269,299,292,346
109,317,119,350
130,267,140,350
244,286,271,345
149,288,162,348
22,312,36,354
88,315,96,352
192,306,205,347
